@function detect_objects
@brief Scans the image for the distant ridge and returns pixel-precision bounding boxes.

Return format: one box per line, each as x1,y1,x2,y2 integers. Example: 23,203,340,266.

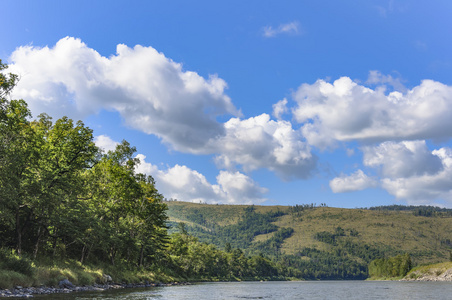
166,201,452,279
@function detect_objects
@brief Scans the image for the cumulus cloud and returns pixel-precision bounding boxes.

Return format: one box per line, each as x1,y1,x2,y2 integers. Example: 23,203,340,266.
330,170,377,193
362,140,443,178
359,141,452,205
135,154,267,204
13,36,452,207
6,37,319,181
263,21,300,38
211,114,317,180
366,70,406,92
292,76,452,149
272,98,288,120
381,147,452,205
216,171,269,204
8,37,240,153
94,135,120,152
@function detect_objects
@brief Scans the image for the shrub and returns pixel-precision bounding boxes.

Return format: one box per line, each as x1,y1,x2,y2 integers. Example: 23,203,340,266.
0,270,32,289
0,248,35,277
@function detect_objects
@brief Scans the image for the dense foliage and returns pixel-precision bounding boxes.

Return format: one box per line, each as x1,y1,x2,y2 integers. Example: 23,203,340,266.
368,205,452,217
162,232,280,280
0,60,168,268
368,254,412,278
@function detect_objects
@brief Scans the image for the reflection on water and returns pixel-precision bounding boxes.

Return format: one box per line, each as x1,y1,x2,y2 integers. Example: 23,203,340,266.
33,281,452,300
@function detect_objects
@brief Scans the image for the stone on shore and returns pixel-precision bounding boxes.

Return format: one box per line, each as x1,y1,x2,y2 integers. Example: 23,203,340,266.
58,279,75,289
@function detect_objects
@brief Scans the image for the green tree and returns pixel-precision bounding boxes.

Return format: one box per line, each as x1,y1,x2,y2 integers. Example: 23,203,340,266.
87,141,168,265
28,114,98,258
0,99,37,255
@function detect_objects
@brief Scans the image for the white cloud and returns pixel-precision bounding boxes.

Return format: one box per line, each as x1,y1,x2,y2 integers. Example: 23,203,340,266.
7,37,318,181
366,70,406,92
94,135,119,152
362,140,443,178
263,21,300,38
216,171,269,204
8,37,240,153
360,141,452,205
211,114,317,180
330,170,377,193
292,76,452,149
135,154,267,204
272,98,288,120
330,140,452,206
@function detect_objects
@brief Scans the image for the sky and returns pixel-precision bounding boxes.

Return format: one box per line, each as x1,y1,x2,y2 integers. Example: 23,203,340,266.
2,0,452,208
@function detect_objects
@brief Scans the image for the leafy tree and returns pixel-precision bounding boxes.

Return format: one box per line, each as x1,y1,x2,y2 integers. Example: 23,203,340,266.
86,141,168,265
0,98,37,254
368,253,412,278
0,61,169,269
28,114,98,258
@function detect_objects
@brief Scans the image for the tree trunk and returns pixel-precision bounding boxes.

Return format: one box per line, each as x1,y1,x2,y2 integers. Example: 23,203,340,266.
139,245,144,267
86,242,92,261
110,247,116,265
52,229,58,258
33,226,44,259
80,244,86,264
15,208,22,256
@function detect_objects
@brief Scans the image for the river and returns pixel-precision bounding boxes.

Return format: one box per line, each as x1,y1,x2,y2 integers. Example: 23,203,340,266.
33,281,452,299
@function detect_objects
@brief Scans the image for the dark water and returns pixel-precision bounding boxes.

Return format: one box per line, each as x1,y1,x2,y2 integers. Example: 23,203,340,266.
33,281,452,300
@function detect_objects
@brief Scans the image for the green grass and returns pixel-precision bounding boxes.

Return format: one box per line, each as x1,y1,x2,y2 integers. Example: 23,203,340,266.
0,257,179,289
406,261,452,279
0,270,34,289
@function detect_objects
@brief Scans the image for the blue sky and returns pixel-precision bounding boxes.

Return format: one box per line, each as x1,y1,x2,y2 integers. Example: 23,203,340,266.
2,0,452,208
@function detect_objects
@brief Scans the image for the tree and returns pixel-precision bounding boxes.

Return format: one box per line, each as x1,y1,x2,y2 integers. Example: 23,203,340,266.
0,59,170,270
0,99,37,254
0,59,18,104
1,60,99,256
28,114,98,258
86,141,168,265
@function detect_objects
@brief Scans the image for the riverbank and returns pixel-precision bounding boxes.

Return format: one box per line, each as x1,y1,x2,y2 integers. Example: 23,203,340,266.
0,281,190,298
367,261,452,282
402,262,452,282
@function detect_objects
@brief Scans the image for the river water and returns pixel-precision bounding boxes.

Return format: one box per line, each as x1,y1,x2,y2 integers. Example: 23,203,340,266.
33,281,452,300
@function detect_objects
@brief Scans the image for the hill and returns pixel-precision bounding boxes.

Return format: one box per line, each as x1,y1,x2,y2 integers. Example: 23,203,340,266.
166,201,452,279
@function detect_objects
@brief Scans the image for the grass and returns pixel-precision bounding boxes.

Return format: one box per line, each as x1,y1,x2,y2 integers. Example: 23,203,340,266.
0,255,179,290
406,261,452,279
0,270,34,289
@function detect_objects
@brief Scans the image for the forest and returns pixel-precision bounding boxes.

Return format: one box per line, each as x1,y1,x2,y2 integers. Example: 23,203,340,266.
166,199,452,281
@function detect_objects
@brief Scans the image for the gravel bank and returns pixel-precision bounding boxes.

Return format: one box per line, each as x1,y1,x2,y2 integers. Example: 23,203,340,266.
0,281,190,298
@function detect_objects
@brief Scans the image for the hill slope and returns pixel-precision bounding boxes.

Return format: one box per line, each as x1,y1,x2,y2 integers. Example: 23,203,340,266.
166,201,452,268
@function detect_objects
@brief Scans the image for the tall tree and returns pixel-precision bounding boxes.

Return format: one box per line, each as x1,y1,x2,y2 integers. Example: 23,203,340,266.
0,60,99,255
0,98,37,254
87,141,168,265
27,114,98,258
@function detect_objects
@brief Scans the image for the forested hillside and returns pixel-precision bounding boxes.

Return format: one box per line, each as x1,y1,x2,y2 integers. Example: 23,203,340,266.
166,201,452,279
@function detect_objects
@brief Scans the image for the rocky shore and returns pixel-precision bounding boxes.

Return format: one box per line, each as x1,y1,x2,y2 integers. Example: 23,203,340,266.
401,262,452,282
403,267,452,282
0,280,190,298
